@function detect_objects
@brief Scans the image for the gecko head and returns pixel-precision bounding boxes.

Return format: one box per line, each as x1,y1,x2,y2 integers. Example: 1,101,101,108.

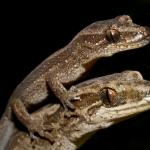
72,71,150,129
77,15,150,57
86,75,150,127
102,15,150,55
100,15,150,56
99,80,150,108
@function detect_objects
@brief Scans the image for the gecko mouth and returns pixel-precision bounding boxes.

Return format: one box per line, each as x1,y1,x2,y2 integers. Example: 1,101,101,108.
108,40,150,54
106,36,150,55
123,25,150,48
122,30,150,50
92,96,150,123
130,26,150,42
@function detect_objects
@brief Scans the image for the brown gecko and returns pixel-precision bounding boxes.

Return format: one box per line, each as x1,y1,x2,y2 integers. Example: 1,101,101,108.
0,15,150,148
5,71,150,150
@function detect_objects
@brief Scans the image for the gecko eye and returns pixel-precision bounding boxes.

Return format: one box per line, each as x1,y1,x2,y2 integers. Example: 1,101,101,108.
106,29,120,43
100,87,118,107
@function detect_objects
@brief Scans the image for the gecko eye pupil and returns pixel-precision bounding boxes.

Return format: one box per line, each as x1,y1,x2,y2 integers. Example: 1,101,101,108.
106,88,118,106
106,29,120,43
100,87,118,107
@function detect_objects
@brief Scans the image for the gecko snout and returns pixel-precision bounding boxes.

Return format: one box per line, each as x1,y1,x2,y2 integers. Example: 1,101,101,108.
142,26,150,38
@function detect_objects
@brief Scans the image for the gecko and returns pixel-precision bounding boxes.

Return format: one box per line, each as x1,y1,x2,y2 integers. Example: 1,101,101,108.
0,15,150,146
4,71,150,150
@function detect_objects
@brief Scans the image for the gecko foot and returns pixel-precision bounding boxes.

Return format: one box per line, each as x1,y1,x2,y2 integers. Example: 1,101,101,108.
64,95,81,110
29,127,55,144
64,86,81,110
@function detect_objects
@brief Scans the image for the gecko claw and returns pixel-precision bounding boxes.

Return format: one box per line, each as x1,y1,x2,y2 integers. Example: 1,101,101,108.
73,96,81,101
29,132,38,140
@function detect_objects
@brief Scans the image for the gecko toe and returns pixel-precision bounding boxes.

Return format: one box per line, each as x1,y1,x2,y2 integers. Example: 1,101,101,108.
29,132,38,141
66,100,76,110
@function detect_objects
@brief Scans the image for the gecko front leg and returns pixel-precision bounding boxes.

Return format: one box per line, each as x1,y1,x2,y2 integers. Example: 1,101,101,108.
47,74,81,110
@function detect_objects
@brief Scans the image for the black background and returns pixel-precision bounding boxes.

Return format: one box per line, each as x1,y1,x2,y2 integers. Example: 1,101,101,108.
0,0,150,150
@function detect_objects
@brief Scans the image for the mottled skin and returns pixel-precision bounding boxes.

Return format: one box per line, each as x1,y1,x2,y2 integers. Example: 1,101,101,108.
5,71,150,150
0,15,150,149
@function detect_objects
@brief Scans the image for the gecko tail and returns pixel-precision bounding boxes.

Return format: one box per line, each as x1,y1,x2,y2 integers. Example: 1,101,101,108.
0,108,17,150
